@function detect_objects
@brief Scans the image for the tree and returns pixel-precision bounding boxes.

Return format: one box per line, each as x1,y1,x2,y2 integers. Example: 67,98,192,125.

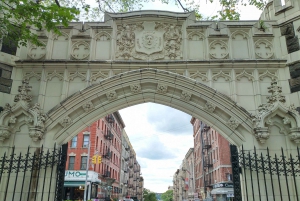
143,192,157,201
161,190,173,201
0,0,267,49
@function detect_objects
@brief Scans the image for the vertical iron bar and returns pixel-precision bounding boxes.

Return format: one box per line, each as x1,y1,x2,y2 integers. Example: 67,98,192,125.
34,146,44,201
254,147,262,201
267,148,275,200
41,149,50,201
19,146,30,201
289,153,298,201
4,146,15,201
0,152,6,184
55,143,68,201
281,148,291,201
230,145,242,201
248,150,255,201
47,144,56,201
275,154,283,201
242,146,249,201
12,152,22,201
54,146,62,201
27,150,37,201
260,152,268,201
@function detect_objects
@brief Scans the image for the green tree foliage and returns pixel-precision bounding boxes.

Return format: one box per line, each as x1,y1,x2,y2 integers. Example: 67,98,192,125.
143,192,158,201
0,0,267,48
161,190,173,201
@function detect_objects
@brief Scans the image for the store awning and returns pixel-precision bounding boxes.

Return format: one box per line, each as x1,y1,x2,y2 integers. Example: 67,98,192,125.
211,188,234,195
64,181,85,187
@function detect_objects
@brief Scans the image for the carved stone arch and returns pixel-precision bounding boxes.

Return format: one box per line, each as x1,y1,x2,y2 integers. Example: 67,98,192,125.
236,70,255,81
190,71,208,82
42,69,254,148
46,70,64,81
187,31,205,41
23,71,42,81
51,31,69,59
259,70,277,81
52,31,69,41
230,30,249,39
212,71,232,81
0,80,47,142
68,71,87,81
95,31,111,41
253,82,300,144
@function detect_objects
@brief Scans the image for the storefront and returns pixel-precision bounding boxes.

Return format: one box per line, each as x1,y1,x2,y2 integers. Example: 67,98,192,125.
211,182,234,201
64,170,101,200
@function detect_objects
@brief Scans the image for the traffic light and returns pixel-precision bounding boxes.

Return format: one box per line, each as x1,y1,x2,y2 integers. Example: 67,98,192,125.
97,156,102,164
92,155,97,164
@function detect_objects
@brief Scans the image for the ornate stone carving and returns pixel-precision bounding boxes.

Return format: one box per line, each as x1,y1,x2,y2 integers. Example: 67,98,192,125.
0,81,47,142
23,71,42,81
255,39,273,59
116,24,136,60
259,70,277,81
190,71,208,81
181,91,191,101
46,70,64,81
227,117,240,130
71,41,90,60
116,21,182,60
68,71,86,81
204,101,216,113
60,116,73,128
130,84,141,94
91,71,108,81
156,84,168,94
28,42,47,60
106,90,117,101
252,81,300,144
209,40,229,59
82,101,94,113
236,70,254,81
212,71,231,81
289,127,300,144
254,127,270,144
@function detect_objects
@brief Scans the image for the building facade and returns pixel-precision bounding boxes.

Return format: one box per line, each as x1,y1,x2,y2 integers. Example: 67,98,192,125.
191,118,233,201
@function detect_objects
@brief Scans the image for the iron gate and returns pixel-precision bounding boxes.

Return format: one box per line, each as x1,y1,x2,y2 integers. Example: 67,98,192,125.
230,145,300,201
0,143,67,201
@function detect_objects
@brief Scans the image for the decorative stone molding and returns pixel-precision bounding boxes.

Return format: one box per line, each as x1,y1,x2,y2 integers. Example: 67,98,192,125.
106,90,118,101
52,32,69,40
231,30,249,39
188,32,205,41
255,39,274,59
212,71,231,81
252,81,300,144
91,71,108,81
254,127,270,144
95,32,111,41
60,116,73,128
82,101,94,113
204,101,216,113
46,70,64,81
180,91,191,101
69,152,76,156
259,70,277,81
227,117,240,130
130,84,141,94
68,71,86,81
190,71,208,81
116,21,182,60
209,40,229,59
71,41,90,60
23,71,42,81
27,42,47,60
0,80,47,142
236,70,254,81
156,84,168,94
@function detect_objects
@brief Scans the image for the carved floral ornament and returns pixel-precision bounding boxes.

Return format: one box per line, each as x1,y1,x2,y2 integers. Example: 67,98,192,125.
209,40,229,59
130,84,141,94
0,80,47,142
156,84,168,94
255,39,274,59
252,81,300,144
71,41,90,60
28,41,47,60
180,91,191,101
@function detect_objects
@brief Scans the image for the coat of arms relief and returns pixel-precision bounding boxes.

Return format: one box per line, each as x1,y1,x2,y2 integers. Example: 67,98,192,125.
116,21,182,60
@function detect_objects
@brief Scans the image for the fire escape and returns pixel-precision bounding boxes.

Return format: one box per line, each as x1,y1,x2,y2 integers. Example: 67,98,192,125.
201,124,213,191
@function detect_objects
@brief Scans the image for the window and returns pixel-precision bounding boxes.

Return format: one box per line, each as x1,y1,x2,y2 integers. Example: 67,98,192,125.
81,156,87,170
71,136,77,148
68,156,75,170
83,135,89,147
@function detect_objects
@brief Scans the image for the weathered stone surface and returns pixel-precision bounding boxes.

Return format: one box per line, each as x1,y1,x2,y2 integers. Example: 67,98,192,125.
0,77,12,87
289,62,300,78
280,23,300,54
0,84,11,93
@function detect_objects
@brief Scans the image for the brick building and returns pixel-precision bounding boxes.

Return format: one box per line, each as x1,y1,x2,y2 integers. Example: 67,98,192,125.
191,118,233,201
64,112,125,200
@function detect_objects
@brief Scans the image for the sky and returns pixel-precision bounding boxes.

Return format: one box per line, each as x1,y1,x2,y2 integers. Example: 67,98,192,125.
118,0,263,194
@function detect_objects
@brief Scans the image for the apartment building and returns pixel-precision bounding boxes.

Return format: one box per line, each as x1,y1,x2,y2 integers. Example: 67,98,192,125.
191,118,233,201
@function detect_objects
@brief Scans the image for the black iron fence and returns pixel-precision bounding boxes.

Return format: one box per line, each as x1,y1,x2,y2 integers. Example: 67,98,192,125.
231,145,300,201
0,143,67,201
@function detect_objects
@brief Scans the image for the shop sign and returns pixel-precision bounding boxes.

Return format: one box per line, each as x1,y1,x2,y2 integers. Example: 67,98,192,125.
227,194,234,197
213,182,234,189
65,171,87,178
64,170,100,183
